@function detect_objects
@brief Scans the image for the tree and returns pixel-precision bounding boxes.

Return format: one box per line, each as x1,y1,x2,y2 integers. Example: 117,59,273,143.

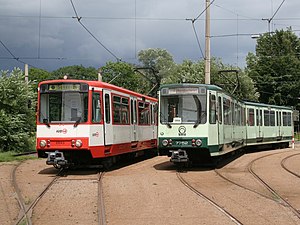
163,58,258,101
51,65,98,80
138,48,175,95
0,68,36,152
246,28,300,108
28,67,51,92
100,61,150,95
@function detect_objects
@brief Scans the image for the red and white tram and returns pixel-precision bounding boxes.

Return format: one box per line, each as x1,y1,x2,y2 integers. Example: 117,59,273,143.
36,79,158,168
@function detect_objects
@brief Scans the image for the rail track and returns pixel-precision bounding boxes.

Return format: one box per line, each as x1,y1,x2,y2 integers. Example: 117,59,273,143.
12,162,106,225
215,151,300,219
247,153,300,219
176,171,243,225
281,153,300,179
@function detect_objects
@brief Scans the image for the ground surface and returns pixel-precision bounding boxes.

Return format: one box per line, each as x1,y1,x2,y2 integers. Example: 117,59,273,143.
1,145,300,225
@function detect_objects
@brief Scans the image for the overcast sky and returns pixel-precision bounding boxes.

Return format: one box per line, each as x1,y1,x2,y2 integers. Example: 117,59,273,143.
1,0,300,72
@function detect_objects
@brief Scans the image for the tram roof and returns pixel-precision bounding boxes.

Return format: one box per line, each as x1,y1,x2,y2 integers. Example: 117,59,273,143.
38,79,157,102
158,83,223,91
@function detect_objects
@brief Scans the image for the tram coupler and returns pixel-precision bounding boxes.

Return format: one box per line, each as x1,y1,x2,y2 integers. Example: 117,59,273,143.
170,149,189,163
46,151,68,169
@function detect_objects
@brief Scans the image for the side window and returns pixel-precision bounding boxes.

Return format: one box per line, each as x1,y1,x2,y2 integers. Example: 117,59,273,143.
218,96,222,124
209,93,216,124
92,92,101,123
248,108,254,126
139,101,150,125
264,110,270,126
105,94,110,124
270,110,275,126
113,95,129,124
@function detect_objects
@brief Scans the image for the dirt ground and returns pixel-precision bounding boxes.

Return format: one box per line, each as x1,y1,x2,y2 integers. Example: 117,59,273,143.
1,145,300,225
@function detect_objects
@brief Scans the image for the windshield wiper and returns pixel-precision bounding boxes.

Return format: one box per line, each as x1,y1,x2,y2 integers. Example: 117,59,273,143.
74,117,81,127
43,119,50,128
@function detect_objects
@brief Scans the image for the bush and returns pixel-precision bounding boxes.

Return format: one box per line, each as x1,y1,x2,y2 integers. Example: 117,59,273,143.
0,68,36,152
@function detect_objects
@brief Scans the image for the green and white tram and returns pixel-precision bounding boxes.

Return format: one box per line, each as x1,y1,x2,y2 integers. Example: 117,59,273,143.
157,83,293,164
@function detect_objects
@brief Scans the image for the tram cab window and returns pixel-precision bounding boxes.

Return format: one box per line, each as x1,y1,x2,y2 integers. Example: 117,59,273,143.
160,94,207,124
39,91,88,123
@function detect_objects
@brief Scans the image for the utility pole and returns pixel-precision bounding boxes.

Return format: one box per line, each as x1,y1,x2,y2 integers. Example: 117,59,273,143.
204,0,211,84
24,64,28,84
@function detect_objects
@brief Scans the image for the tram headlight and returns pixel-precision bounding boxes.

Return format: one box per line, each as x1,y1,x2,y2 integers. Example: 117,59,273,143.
162,139,168,146
195,139,202,147
40,140,47,148
75,140,82,148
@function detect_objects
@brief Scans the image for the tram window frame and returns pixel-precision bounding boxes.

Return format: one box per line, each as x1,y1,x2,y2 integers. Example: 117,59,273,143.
104,94,110,124
283,111,292,126
138,101,150,125
264,110,270,126
209,93,217,124
112,95,129,125
248,108,255,126
270,110,275,126
218,96,222,124
92,92,101,123
223,98,231,125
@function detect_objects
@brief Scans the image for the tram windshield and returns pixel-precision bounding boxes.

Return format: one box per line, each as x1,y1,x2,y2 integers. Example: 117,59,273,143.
160,94,207,124
39,92,88,124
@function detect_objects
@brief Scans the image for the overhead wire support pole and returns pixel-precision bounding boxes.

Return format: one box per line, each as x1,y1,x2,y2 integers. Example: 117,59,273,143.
205,0,211,84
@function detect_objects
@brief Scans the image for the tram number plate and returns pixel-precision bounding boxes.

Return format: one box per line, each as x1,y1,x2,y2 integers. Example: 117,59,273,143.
175,141,189,146
55,141,65,145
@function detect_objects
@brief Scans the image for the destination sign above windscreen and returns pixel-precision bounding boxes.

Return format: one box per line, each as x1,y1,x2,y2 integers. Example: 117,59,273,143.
40,83,89,93
162,87,206,95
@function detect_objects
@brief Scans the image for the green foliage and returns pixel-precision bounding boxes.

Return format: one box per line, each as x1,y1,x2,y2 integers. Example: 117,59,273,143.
0,68,36,152
246,28,300,108
101,61,149,94
138,48,175,96
51,65,98,80
28,68,51,92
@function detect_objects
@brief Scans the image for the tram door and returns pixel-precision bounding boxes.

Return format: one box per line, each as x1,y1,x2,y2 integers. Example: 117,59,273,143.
130,97,138,142
277,111,282,137
256,109,262,140
103,90,113,145
217,94,224,147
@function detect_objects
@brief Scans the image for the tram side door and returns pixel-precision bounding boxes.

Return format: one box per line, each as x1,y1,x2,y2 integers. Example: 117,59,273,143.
130,97,138,142
256,109,262,139
103,90,113,145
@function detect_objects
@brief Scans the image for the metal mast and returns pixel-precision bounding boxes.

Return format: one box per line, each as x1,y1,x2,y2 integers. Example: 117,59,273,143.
204,0,211,84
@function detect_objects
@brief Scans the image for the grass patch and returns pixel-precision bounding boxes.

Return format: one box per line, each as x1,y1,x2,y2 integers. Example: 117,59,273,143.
0,151,37,162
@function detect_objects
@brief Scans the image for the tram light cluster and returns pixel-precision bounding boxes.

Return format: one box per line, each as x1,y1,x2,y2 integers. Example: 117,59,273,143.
192,139,202,147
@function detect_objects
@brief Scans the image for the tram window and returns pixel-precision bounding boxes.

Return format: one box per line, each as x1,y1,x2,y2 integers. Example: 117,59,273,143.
139,102,150,125
218,96,222,124
223,98,231,125
92,92,101,123
209,94,216,124
270,111,275,126
113,96,129,124
248,108,255,126
283,112,292,126
105,94,110,124
256,109,259,126
264,110,270,126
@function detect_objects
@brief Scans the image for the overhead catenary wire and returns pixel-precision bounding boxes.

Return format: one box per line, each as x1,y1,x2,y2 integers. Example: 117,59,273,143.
0,40,36,68
69,0,121,62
